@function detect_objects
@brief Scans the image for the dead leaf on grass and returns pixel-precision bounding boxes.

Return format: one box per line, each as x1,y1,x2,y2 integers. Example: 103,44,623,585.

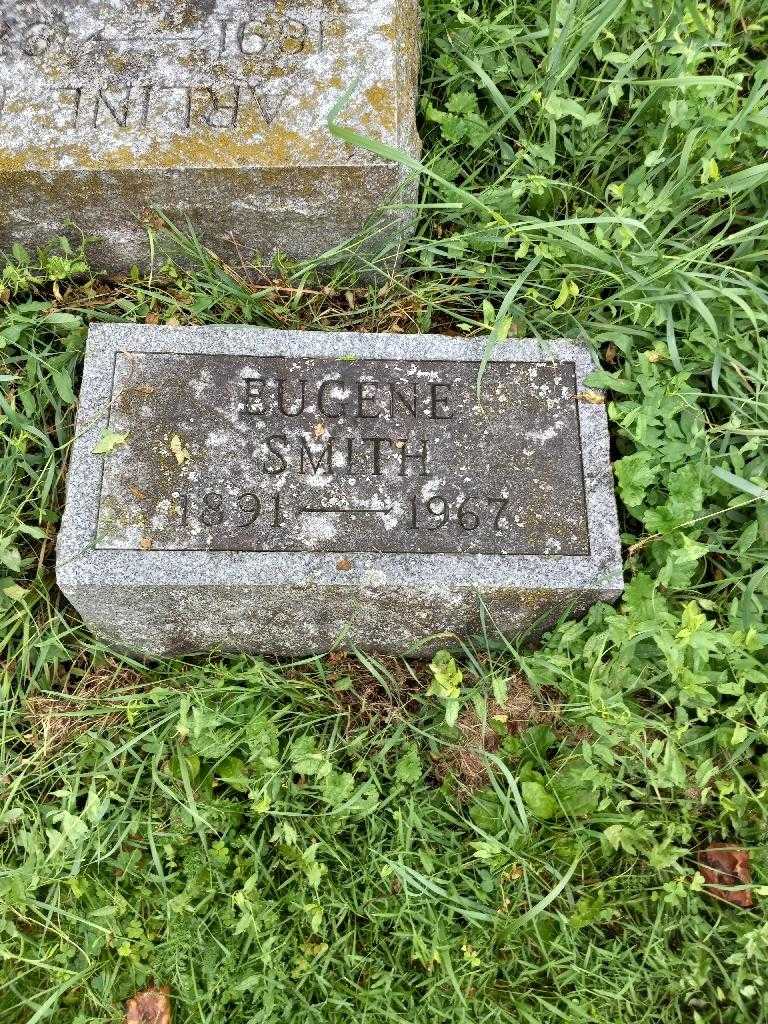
125,986,172,1024
92,429,129,454
578,390,606,405
698,843,754,908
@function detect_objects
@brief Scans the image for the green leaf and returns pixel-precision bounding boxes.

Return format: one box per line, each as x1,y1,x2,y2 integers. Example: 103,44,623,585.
395,745,422,785
614,453,659,508
659,534,709,588
51,809,89,847
584,368,636,395
322,770,355,806
522,780,557,820
552,761,600,817
188,708,238,759
491,674,508,706
428,650,463,700
712,466,768,502
644,464,703,532
731,723,749,746
543,94,589,122
290,736,331,778
44,311,83,331
469,790,506,834
92,430,129,455
446,90,479,115
216,756,250,793
17,523,48,540
602,824,644,854
656,742,687,789
444,698,460,728
305,858,326,889
552,278,579,309
0,544,22,573
245,715,279,765
569,894,616,929
51,367,76,403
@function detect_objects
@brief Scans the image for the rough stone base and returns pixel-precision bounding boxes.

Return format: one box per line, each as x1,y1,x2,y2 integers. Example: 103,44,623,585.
60,581,619,658
2,164,417,273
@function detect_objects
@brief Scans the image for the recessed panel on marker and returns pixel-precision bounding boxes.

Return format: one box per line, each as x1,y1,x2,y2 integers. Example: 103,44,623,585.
95,353,590,556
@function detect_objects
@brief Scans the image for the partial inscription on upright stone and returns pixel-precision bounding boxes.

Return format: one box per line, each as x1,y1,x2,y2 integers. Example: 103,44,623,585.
0,1,421,269
57,326,624,657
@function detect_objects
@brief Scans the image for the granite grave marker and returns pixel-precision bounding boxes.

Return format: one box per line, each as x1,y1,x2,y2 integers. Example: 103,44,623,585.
0,0,421,269
56,326,624,656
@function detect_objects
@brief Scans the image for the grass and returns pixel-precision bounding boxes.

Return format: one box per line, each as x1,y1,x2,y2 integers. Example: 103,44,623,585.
2,0,768,1020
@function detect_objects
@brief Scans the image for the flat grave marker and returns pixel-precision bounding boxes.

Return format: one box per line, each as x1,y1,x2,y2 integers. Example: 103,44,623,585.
0,0,421,269
57,326,624,656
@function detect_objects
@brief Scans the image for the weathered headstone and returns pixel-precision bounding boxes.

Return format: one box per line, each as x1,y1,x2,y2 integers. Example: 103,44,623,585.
0,1,421,269
57,326,623,656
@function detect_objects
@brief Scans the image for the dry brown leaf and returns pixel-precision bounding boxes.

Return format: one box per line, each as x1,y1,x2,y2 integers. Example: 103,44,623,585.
336,557,353,571
125,986,172,1024
698,843,753,908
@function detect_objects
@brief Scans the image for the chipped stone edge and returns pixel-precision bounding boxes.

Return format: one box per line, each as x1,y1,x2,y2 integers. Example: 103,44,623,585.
56,326,625,611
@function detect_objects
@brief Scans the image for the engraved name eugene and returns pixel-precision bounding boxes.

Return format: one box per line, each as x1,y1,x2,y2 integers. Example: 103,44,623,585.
0,7,345,131
96,356,591,557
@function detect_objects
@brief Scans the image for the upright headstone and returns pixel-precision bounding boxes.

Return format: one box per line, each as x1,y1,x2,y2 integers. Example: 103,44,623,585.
57,326,624,656
0,1,421,269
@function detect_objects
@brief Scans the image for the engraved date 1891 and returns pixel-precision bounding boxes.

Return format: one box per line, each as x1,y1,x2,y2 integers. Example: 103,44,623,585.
0,14,332,58
171,491,285,529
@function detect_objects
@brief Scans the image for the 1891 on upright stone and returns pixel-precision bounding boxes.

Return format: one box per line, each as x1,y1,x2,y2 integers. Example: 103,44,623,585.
56,326,624,657
0,1,421,270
